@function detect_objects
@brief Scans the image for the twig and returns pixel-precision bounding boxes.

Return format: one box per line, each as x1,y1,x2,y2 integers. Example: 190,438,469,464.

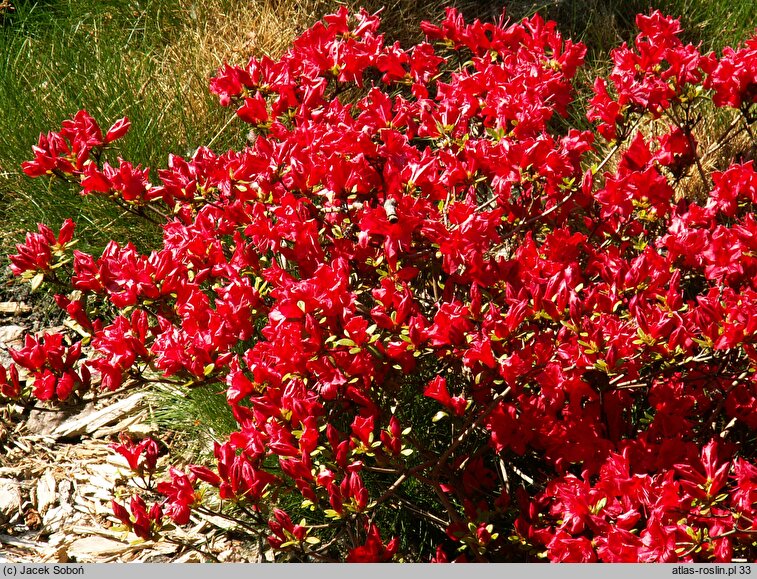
742,111,757,144
430,386,511,481
373,473,407,507
390,495,447,529
384,197,398,223
668,106,711,189
162,535,221,563
196,505,264,538
700,113,744,163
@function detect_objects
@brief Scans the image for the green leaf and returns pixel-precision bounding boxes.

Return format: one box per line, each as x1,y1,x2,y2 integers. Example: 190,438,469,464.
432,410,448,422
30,272,45,291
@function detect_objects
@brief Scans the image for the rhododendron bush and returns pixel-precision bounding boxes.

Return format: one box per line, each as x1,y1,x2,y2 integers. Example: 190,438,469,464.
4,6,757,562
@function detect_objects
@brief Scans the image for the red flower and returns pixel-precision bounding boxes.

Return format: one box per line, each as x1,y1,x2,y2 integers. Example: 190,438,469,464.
156,468,198,525
110,434,160,473
0,365,21,400
130,495,160,540
104,117,131,143
267,508,308,549
346,523,399,562
9,219,75,277
423,375,467,416
350,415,374,447
547,531,597,562
675,439,730,501
111,495,163,540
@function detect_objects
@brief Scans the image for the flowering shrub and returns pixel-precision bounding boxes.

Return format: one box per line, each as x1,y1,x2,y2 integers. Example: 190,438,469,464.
3,6,757,562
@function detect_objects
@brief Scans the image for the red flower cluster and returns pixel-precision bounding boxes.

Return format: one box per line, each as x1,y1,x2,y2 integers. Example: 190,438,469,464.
9,219,75,281
111,495,163,541
8,332,89,402
22,111,130,178
588,12,715,140
346,523,399,562
708,37,757,108
156,468,198,525
518,441,756,562
81,159,151,204
5,7,757,562
110,434,160,475
267,508,309,550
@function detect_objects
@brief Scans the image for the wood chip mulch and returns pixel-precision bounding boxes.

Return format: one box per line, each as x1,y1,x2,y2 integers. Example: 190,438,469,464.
0,310,266,563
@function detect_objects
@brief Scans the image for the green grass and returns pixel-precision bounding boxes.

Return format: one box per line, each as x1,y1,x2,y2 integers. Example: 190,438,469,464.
0,0,247,254
150,382,238,462
504,0,757,57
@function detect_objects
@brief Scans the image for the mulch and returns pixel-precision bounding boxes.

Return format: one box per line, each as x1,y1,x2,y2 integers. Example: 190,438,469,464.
0,302,264,563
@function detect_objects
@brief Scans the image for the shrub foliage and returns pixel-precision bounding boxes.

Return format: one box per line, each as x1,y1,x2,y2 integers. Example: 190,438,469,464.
3,7,757,562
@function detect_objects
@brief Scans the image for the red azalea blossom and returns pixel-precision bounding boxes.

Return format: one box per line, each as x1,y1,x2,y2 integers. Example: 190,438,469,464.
346,524,399,562
111,495,163,540
7,6,757,563
110,434,160,473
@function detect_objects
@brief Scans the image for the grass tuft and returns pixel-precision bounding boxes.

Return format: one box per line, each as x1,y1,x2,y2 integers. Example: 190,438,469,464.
150,382,238,462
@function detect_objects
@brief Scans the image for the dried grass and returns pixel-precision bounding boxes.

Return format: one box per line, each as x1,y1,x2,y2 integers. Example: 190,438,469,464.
150,0,479,136
157,0,332,104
